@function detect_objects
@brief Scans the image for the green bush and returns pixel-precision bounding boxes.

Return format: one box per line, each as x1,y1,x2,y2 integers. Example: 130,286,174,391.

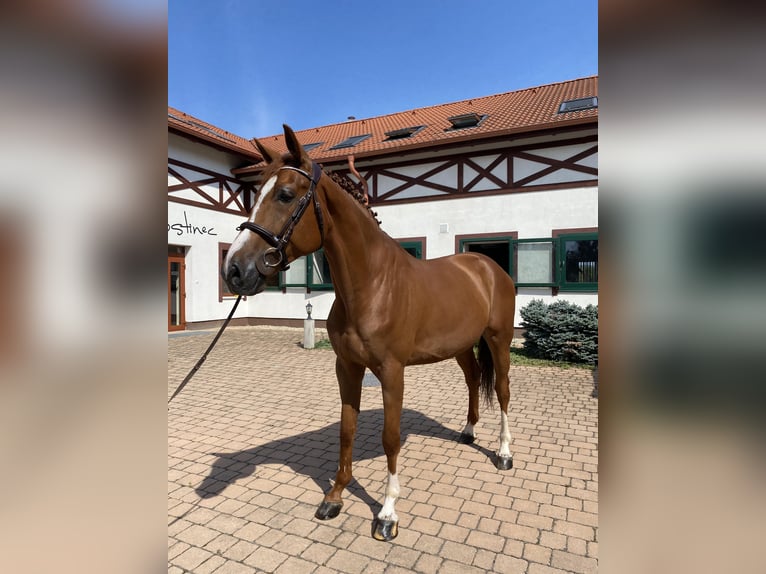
520,299,598,365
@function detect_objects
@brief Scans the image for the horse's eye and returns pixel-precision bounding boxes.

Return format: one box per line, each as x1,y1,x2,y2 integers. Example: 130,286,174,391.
277,189,295,204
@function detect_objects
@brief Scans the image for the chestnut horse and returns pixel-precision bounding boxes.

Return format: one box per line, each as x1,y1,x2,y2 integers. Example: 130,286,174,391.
223,125,516,541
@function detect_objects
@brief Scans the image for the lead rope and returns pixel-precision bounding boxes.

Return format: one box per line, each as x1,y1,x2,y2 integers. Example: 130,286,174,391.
168,294,242,405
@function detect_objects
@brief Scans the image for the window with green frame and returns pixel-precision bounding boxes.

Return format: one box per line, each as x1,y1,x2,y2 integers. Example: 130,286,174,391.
278,248,333,291
308,249,333,290
555,232,598,291
278,240,425,291
457,233,516,281
397,239,424,259
515,238,557,287
457,231,598,292
281,255,307,288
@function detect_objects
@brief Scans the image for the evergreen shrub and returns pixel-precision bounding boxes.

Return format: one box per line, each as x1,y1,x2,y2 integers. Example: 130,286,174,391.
520,299,598,365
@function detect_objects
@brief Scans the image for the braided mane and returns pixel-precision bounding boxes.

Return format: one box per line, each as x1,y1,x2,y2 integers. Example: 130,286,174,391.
259,153,381,226
329,171,381,226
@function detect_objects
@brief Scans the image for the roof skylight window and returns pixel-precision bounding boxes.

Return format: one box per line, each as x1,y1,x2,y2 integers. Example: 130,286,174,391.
558,97,598,113
168,112,237,143
384,125,426,140
445,113,488,131
329,134,372,150
302,142,324,152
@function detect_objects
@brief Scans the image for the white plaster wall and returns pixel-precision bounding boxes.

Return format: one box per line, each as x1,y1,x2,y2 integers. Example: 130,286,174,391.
169,135,266,325
375,185,599,325
168,201,242,323
169,133,246,174
169,201,338,325
376,186,598,256
169,129,598,328
169,185,598,327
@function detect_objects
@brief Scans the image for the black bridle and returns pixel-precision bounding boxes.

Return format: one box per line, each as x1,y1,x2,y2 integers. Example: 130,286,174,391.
236,162,325,270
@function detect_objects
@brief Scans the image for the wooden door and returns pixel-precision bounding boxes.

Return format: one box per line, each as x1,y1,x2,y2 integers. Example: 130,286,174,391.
168,254,186,331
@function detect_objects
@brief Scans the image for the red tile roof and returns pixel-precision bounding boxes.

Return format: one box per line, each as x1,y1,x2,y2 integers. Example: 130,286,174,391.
239,76,597,171
168,106,262,160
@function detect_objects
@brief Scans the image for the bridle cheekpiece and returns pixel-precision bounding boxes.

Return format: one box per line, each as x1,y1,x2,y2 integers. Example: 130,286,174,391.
236,162,324,270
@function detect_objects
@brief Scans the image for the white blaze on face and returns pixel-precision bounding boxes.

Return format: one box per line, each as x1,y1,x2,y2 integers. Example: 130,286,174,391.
224,175,277,270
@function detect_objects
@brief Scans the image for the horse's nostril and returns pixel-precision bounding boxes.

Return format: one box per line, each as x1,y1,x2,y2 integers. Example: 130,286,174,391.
228,261,241,280
227,261,244,288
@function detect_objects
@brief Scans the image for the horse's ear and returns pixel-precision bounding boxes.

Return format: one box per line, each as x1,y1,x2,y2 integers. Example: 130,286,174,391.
253,137,280,164
283,124,310,166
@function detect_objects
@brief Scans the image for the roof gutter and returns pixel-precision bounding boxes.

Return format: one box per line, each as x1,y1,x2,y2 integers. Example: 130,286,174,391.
169,124,263,162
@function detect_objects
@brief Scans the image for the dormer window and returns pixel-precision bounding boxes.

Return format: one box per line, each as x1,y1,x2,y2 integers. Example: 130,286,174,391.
329,134,372,150
384,125,426,140
558,97,598,113
445,113,488,131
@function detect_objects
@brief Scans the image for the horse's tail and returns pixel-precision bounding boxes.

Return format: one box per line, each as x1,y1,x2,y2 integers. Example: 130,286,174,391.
477,336,495,408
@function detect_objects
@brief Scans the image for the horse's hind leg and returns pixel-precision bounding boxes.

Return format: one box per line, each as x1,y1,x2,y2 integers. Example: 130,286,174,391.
315,357,364,521
485,332,514,470
455,348,481,444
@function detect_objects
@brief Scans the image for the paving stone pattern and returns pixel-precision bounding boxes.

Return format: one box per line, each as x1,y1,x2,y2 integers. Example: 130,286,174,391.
169,326,598,573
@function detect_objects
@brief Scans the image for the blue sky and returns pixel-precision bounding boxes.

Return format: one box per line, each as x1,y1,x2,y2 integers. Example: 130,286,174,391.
169,0,597,138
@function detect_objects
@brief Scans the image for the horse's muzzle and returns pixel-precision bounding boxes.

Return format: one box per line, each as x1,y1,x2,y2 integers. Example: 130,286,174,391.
224,260,267,295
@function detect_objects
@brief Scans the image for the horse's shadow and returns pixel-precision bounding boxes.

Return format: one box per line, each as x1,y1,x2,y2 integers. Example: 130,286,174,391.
195,407,495,516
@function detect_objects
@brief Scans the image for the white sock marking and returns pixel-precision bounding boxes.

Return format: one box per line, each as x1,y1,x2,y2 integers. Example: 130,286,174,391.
498,411,512,458
462,422,475,437
377,472,400,522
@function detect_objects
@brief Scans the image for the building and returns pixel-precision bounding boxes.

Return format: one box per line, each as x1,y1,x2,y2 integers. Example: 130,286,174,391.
168,76,598,332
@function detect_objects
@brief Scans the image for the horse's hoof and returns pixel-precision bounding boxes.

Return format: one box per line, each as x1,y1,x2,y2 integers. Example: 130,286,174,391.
458,432,475,445
495,455,513,470
315,501,343,520
372,517,399,541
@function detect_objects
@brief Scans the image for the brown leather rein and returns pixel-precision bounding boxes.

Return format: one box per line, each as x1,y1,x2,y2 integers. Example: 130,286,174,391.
168,294,242,405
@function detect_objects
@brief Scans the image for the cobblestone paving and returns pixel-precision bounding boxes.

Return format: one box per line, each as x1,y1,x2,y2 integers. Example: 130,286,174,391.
169,326,598,573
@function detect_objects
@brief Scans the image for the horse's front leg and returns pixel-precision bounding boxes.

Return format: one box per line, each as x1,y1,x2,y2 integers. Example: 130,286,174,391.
372,362,404,541
315,357,364,520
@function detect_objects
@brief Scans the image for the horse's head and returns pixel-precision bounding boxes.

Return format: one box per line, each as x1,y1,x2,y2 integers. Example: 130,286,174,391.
222,124,324,295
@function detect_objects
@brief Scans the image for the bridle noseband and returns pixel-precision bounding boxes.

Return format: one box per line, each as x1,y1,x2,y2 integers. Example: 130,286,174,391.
236,162,325,270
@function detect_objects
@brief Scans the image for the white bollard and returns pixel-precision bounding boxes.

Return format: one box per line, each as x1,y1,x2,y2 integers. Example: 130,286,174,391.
303,317,315,349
